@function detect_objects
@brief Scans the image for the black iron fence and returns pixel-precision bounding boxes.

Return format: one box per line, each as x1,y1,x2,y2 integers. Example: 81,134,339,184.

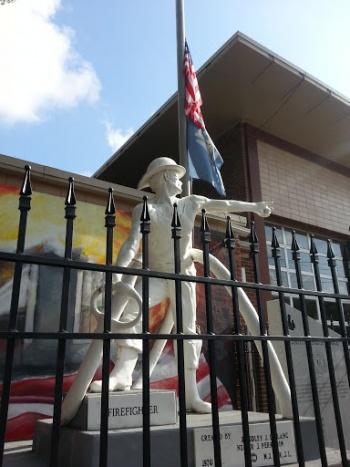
0,166,349,467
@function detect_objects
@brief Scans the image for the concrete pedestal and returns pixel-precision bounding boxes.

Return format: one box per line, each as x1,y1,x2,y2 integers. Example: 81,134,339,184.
32,411,320,467
69,390,177,430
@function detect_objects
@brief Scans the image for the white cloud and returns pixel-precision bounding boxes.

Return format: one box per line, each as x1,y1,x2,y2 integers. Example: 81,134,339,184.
79,170,92,177
0,0,101,125
104,122,134,152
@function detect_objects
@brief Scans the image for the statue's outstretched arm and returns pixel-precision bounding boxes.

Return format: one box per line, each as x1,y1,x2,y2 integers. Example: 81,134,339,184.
194,196,274,218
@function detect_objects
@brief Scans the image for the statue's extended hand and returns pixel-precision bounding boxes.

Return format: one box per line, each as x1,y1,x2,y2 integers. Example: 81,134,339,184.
255,201,274,218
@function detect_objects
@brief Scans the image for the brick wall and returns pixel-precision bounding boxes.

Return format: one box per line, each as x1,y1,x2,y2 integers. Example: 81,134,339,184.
192,124,250,202
258,141,350,236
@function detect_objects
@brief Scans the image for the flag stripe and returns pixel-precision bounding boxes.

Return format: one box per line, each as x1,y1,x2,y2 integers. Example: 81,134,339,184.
184,41,226,196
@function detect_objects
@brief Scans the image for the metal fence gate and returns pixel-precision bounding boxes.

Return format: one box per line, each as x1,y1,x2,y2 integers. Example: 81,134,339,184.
0,166,349,467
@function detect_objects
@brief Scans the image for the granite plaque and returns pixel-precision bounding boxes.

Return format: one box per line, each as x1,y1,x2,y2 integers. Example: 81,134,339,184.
267,300,350,450
193,420,296,466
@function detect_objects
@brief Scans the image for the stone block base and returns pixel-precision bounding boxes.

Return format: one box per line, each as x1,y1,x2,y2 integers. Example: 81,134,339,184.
32,412,320,467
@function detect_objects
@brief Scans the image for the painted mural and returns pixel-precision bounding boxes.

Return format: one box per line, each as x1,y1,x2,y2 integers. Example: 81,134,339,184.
0,183,232,441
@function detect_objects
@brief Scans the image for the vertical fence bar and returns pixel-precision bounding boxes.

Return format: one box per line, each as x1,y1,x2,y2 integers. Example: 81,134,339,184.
271,228,304,466
224,217,251,467
291,232,327,466
171,204,188,467
201,210,222,466
310,236,348,465
140,196,151,467
0,166,32,466
50,177,76,467
327,240,350,388
250,222,280,467
99,188,116,467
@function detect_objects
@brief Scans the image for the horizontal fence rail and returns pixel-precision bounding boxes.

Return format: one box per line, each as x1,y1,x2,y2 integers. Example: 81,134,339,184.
0,167,349,467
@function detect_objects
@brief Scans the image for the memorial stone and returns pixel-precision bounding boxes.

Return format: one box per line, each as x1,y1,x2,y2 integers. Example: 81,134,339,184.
194,420,297,466
267,300,350,450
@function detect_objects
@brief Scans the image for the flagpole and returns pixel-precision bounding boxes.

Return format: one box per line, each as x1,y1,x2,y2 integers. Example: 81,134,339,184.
175,0,190,196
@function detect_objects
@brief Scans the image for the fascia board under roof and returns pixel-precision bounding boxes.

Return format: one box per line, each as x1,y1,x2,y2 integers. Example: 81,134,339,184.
236,33,350,104
93,31,350,179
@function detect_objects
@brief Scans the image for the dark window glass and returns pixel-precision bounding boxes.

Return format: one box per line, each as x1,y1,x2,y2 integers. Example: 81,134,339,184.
332,242,342,257
339,281,348,295
344,303,350,322
318,255,330,276
324,301,340,322
314,237,327,255
294,232,309,250
321,278,334,293
336,261,346,279
283,229,292,247
292,297,318,320
290,272,315,291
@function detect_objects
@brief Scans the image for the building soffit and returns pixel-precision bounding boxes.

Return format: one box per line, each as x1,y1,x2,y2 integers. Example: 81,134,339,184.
94,32,350,189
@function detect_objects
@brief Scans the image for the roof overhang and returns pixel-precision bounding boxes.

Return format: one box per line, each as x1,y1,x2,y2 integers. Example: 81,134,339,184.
94,32,350,188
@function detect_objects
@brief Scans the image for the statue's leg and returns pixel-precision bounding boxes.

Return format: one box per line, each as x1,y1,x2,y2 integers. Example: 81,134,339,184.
89,345,139,392
90,283,143,392
90,278,168,392
170,280,211,414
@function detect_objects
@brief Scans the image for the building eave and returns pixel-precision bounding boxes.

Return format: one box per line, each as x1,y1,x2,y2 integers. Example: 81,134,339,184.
94,31,350,189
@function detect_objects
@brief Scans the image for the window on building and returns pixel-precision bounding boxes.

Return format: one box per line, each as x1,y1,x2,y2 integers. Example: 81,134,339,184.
265,225,350,335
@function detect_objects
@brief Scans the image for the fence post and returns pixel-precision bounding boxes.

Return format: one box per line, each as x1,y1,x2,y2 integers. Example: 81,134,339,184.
250,222,280,467
140,196,151,467
224,217,252,467
327,239,350,388
291,232,327,466
50,177,77,467
0,165,32,465
200,209,222,466
99,188,116,467
171,203,188,466
310,236,348,465
271,228,304,465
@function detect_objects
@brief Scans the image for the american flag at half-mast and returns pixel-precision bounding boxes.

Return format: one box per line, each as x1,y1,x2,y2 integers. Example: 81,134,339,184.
184,41,226,197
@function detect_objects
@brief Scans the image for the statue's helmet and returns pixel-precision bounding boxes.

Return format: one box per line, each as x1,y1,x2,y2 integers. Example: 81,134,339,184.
137,157,186,190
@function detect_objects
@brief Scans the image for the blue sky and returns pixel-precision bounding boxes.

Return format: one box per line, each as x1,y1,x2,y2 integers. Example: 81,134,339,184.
1,0,350,177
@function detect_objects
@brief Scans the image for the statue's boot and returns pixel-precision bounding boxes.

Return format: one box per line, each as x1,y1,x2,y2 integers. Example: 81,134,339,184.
185,368,211,414
90,346,139,392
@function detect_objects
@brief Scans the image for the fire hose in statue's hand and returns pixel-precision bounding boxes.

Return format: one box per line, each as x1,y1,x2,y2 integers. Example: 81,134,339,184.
61,272,143,426
91,281,142,332
61,251,292,425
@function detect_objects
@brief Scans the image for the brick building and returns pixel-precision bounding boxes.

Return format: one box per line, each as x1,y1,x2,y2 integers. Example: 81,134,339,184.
95,31,350,335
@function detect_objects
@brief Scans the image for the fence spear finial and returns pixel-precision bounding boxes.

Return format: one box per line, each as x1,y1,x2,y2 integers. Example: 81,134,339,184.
309,235,318,263
140,196,150,233
224,216,235,250
171,203,181,228
200,209,211,244
171,203,182,241
20,165,32,197
271,227,280,258
250,221,259,254
327,239,335,260
327,239,336,269
291,231,300,261
105,188,116,215
65,177,76,206
291,231,299,252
